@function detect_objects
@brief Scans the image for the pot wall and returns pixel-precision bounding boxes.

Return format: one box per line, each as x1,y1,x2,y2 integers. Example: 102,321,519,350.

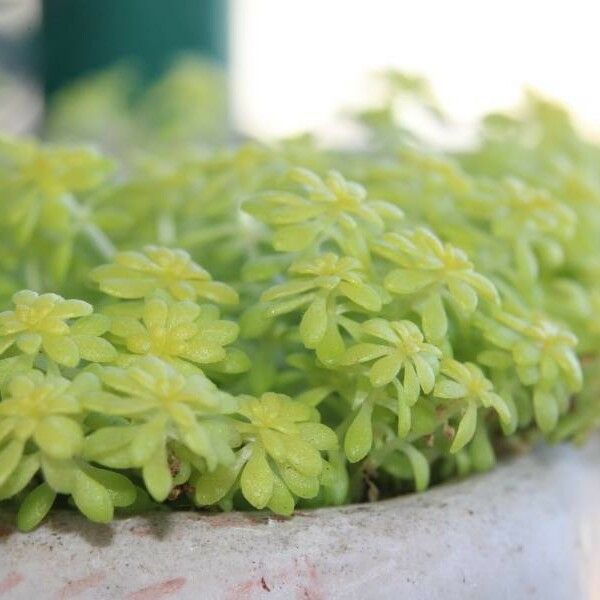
1,439,600,599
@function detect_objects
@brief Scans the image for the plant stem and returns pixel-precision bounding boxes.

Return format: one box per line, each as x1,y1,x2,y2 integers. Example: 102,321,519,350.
82,223,116,260
157,211,177,246
61,193,116,260
24,258,42,292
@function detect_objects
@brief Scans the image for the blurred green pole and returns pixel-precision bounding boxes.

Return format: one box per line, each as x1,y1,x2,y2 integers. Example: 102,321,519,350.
42,0,228,97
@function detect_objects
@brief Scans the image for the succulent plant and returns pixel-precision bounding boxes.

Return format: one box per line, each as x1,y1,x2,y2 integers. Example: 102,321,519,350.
90,246,238,304
0,65,598,532
0,291,116,367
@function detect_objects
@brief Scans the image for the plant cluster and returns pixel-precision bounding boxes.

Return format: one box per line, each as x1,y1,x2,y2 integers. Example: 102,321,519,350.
0,66,599,530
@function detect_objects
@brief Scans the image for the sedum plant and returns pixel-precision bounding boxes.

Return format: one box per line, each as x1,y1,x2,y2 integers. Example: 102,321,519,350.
0,65,599,531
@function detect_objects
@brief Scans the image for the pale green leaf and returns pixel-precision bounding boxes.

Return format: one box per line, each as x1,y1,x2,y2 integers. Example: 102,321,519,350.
450,402,477,453
299,296,328,348
240,446,274,509
72,469,114,523
344,401,373,463
17,483,56,532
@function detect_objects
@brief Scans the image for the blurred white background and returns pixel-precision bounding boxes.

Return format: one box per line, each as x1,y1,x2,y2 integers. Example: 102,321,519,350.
231,0,600,141
0,0,41,133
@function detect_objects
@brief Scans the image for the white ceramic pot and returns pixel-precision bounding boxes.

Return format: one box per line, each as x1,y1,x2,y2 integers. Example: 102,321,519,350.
1,439,599,599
